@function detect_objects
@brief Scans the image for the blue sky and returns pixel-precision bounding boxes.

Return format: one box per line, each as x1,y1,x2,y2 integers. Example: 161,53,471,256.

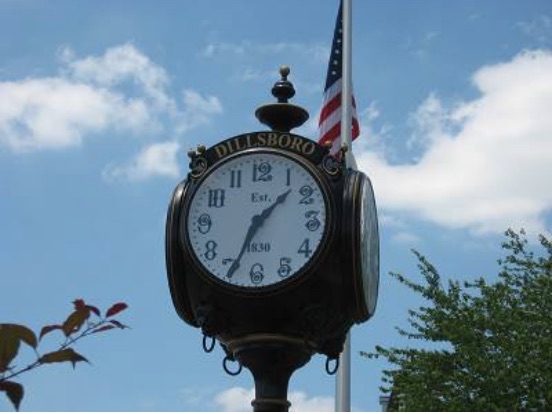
1,0,551,411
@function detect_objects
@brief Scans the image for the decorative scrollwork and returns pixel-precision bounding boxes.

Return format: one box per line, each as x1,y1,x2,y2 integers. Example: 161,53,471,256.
190,156,208,178
321,154,342,177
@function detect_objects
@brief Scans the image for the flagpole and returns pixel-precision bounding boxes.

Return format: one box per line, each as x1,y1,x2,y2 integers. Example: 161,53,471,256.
336,0,353,410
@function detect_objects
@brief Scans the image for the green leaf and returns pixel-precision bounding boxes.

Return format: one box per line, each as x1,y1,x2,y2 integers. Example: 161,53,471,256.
0,324,37,349
62,308,90,336
39,348,89,368
39,324,63,341
0,381,24,411
0,334,19,373
0,324,37,373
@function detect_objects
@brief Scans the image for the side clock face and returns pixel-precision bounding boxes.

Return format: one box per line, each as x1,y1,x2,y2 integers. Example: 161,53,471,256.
184,151,329,289
359,175,379,317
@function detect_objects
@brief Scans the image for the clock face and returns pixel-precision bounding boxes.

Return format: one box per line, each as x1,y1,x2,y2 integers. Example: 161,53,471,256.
359,176,379,316
185,151,329,289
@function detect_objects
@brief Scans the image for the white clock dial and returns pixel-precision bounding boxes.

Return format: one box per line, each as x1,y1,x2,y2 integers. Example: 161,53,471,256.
185,151,328,288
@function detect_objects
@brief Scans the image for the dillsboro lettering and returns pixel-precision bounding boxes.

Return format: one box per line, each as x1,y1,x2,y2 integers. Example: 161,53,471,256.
214,132,316,160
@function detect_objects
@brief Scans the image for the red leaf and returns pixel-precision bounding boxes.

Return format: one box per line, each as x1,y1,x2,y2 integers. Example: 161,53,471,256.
86,305,101,317
39,348,89,368
106,302,128,318
109,320,128,329
91,325,115,334
39,325,63,341
0,380,24,411
73,299,100,317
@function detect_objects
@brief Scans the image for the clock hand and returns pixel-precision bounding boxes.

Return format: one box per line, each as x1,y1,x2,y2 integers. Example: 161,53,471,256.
226,189,292,279
226,219,258,279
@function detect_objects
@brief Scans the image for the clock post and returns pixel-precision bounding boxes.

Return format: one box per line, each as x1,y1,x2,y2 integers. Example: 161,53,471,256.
165,67,379,411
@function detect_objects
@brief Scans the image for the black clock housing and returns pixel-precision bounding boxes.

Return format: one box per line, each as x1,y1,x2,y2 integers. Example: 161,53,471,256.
166,131,378,359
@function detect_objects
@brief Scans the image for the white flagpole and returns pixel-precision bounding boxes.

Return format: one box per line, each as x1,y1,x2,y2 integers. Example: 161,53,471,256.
336,0,353,411
341,0,356,170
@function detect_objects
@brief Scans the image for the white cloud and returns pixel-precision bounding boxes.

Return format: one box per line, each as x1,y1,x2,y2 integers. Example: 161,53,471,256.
103,141,180,181
201,40,328,63
61,43,174,111
1,44,222,181
288,390,334,412
0,77,151,152
357,49,552,235
0,44,173,152
176,89,223,134
517,15,552,45
213,387,333,412
214,387,254,412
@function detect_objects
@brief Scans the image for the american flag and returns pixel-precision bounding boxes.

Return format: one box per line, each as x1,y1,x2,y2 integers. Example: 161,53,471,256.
318,0,360,155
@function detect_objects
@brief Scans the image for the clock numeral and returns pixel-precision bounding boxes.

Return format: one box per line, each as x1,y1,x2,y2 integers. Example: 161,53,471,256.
286,168,291,186
208,189,225,208
204,240,218,261
197,213,212,234
277,257,292,278
230,169,242,188
252,162,273,182
305,211,321,232
298,238,313,258
299,185,314,205
250,263,264,285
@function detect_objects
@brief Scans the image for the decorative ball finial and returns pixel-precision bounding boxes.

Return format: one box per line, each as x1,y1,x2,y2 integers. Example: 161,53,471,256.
279,65,290,79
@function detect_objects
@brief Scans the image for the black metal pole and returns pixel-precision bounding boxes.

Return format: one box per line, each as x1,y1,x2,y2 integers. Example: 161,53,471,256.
226,335,313,412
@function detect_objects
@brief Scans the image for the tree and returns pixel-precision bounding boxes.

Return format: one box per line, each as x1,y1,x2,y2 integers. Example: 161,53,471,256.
0,299,128,411
365,229,552,411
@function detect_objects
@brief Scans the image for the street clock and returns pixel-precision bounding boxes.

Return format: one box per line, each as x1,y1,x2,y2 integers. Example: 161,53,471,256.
165,67,379,411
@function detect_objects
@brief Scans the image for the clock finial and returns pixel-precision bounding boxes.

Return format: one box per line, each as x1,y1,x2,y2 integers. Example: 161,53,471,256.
255,66,309,132
271,65,294,103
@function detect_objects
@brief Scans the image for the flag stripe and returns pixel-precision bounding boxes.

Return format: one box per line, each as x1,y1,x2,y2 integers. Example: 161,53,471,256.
317,0,360,154
318,93,342,126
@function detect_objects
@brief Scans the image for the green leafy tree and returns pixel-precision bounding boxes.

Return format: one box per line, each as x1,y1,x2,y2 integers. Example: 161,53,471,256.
0,299,128,410
365,229,552,411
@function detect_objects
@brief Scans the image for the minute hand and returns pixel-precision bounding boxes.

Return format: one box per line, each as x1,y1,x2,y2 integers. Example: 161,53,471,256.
226,189,292,279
